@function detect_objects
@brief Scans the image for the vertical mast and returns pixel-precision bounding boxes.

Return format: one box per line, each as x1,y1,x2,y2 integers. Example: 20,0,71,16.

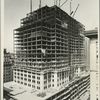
56,0,58,6
72,4,79,17
39,0,41,8
54,0,55,5
59,0,61,7
70,1,71,15
30,0,32,13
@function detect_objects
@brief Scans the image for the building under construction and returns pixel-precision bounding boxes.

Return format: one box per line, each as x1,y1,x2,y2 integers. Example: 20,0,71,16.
13,5,86,91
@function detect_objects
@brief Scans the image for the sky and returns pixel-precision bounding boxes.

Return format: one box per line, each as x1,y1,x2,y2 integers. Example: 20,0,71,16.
4,0,99,52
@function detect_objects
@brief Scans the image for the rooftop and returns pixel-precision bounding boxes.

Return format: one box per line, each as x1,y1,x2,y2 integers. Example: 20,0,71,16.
15,5,84,31
4,73,89,100
84,29,98,38
4,81,59,100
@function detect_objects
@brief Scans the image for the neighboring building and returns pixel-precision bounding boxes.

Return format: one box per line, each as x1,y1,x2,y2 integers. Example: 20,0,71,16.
84,29,99,100
84,37,90,71
3,49,14,83
13,5,86,91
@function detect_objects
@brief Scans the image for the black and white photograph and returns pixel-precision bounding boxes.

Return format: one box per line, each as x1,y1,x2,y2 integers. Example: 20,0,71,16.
1,0,99,100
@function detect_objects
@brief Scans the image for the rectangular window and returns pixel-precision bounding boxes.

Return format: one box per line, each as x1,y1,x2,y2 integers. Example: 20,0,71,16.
17,77,20,79
24,74,27,77
32,76,35,78
21,82,23,84
37,81,40,84
44,86,47,89
48,84,51,87
28,72,31,74
24,83,27,85
37,86,40,89
24,78,27,81
28,84,31,87
37,77,40,80
28,75,31,78
32,85,35,88
32,80,35,83
28,79,31,82
44,81,47,84
18,81,20,83
21,74,23,76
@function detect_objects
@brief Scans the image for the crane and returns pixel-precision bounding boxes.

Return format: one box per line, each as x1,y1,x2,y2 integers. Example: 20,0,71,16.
72,4,79,17
59,0,61,7
30,0,32,13
39,0,41,8
59,0,79,17
60,0,69,8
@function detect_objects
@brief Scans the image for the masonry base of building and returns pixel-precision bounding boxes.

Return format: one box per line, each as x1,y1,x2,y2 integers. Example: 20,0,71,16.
4,74,90,100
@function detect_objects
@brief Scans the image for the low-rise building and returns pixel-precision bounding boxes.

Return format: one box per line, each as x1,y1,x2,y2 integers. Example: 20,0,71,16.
3,49,14,83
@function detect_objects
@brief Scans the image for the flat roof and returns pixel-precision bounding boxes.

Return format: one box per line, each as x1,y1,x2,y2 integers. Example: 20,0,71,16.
4,81,58,100
84,29,98,38
4,73,89,100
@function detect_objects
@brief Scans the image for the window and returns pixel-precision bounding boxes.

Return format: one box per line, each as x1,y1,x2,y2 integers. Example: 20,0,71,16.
24,78,27,81
24,74,27,77
24,71,27,73
37,81,40,84
28,75,31,78
28,84,31,87
32,80,35,83
37,77,40,80
21,74,23,76
37,86,40,89
48,84,51,87
32,85,35,88
21,70,23,72
28,79,31,82
44,86,47,89
18,81,20,83
17,77,19,79
32,76,35,78
28,72,31,74
14,80,16,82
44,76,47,79
44,81,47,84
24,83,27,85
21,82,23,84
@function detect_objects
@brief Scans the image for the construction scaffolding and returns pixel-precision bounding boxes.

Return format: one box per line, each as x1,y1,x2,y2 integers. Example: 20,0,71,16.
13,5,85,90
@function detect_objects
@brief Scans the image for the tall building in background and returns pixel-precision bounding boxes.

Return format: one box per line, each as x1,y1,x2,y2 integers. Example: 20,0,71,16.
3,49,14,83
84,37,90,71
84,29,99,100
13,5,86,91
